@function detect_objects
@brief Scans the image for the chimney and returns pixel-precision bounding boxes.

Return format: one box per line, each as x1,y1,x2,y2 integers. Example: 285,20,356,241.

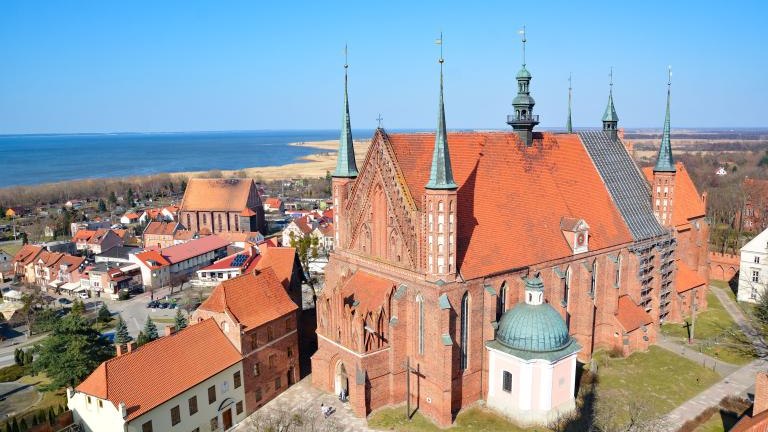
127,341,137,353
755,372,768,416
701,191,709,208
115,343,126,356
164,325,176,337
118,401,127,418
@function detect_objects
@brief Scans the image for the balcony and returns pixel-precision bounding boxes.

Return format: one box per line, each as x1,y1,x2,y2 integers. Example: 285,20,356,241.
506,114,540,124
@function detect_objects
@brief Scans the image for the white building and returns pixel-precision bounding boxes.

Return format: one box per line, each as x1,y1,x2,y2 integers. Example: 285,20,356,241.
69,319,246,432
485,276,580,426
737,227,768,303
130,235,229,289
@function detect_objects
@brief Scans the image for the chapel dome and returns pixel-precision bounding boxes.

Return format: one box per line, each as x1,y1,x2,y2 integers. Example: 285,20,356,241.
496,276,571,353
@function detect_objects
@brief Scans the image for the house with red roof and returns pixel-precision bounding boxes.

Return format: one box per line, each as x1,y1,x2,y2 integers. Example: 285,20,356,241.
68,319,247,432
192,267,299,414
11,245,85,289
119,212,141,225
130,235,230,289
262,197,284,213
142,221,189,249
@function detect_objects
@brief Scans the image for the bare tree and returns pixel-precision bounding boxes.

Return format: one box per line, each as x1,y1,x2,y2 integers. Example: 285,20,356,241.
592,389,669,432
245,406,341,432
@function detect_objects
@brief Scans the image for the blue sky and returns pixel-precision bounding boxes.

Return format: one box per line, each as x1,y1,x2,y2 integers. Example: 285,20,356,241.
0,0,766,134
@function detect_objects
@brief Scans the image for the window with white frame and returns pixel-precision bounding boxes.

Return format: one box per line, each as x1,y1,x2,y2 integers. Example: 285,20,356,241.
755,256,761,264
753,269,760,283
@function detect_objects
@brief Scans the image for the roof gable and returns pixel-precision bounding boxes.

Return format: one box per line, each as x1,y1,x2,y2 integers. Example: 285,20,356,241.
180,178,256,212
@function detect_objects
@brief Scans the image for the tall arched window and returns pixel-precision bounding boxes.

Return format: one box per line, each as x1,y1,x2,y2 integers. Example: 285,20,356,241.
590,260,598,299
563,267,571,306
614,255,622,288
496,282,507,321
460,293,470,370
416,295,425,355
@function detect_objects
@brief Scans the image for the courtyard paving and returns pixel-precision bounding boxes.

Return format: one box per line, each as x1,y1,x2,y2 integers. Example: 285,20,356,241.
233,375,373,432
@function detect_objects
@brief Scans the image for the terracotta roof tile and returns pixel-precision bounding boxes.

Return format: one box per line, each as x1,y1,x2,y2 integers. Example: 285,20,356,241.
143,221,180,236
72,230,96,242
134,250,171,269
387,131,633,279
341,271,396,315
13,245,44,265
615,295,653,332
180,178,256,212
198,267,297,330
76,319,241,421
252,246,298,290
264,197,282,208
160,235,230,264
675,260,707,293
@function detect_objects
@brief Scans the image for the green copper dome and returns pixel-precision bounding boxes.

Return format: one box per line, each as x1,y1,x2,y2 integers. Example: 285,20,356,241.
496,276,571,353
516,66,532,79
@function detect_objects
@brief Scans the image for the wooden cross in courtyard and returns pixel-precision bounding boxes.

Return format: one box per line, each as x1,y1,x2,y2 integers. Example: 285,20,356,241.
404,356,425,421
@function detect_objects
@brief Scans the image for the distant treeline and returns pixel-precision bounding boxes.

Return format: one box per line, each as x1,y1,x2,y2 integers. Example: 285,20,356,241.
0,173,188,208
626,132,768,140
633,141,768,152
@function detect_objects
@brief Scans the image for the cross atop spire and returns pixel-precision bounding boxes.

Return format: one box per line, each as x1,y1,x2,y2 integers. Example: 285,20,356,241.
333,44,359,178
519,26,527,67
376,114,383,129
566,73,573,133
426,33,457,190
654,66,676,173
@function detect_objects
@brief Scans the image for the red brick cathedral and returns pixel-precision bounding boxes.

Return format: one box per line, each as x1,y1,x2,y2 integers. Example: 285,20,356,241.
311,48,709,426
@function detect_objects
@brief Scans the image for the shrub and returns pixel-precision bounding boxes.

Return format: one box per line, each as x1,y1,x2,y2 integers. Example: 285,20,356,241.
0,364,29,382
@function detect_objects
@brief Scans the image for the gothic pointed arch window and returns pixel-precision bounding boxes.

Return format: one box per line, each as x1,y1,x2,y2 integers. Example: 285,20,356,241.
615,254,622,288
371,185,388,257
563,267,571,306
415,294,425,355
496,282,507,321
590,260,598,299
460,292,470,370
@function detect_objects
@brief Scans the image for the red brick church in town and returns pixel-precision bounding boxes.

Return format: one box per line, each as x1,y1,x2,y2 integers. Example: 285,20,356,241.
311,42,709,426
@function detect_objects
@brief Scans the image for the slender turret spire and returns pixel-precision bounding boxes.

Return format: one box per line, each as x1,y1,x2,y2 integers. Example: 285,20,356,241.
602,67,619,139
507,26,539,146
654,67,676,172
566,73,573,133
333,45,358,178
426,33,457,190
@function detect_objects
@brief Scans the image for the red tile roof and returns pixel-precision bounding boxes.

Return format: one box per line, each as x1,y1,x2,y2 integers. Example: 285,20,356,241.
180,178,256,212
134,250,171,269
642,163,706,227
198,267,297,330
123,212,140,219
13,245,44,266
161,235,230,264
675,260,707,294
291,216,313,235
341,271,396,315
732,409,768,432
614,295,653,332
264,197,282,208
200,247,260,272
76,319,241,421
240,208,258,217
143,221,180,236
72,229,96,242
215,231,262,244
387,131,634,279
252,246,298,290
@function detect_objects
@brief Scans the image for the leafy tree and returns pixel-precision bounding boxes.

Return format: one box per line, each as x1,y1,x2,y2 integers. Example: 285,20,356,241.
32,313,114,388
114,316,132,345
143,316,159,341
98,199,107,212
97,303,112,323
14,348,23,366
70,299,85,315
23,351,32,366
174,308,188,330
136,331,149,347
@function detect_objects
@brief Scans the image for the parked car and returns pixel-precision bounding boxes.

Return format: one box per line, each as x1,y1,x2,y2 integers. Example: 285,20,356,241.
78,292,89,300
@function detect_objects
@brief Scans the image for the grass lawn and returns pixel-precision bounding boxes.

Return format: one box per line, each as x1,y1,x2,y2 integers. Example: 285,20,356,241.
595,346,720,418
150,316,177,324
368,407,548,432
661,292,754,365
0,242,23,256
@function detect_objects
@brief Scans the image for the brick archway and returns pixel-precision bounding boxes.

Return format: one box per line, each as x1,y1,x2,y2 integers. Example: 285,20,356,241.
715,265,724,281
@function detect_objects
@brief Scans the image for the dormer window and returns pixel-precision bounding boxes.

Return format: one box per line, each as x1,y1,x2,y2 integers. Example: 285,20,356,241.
560,217,589,255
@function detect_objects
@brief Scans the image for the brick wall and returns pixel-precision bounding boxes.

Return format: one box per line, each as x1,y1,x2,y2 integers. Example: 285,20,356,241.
709,251,740,282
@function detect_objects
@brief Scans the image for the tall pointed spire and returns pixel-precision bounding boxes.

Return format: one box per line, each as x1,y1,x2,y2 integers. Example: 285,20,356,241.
426,34,457,190
566,73,573,133
333,45,358,178
602,67,619,139
654,66,676,172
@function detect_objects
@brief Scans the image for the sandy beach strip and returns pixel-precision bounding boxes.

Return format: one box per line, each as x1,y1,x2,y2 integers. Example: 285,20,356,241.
173,139,370,181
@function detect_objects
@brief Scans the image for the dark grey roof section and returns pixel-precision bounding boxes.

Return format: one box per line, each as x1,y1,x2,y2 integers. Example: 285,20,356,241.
578,130,666,241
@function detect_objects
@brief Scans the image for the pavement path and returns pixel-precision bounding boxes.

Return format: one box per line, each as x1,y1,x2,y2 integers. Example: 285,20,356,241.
657,336,739,376
233,376,373,432
662,285,766,430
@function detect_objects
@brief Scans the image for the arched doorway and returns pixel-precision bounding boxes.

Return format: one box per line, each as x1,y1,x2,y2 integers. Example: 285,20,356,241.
334,361,348,398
